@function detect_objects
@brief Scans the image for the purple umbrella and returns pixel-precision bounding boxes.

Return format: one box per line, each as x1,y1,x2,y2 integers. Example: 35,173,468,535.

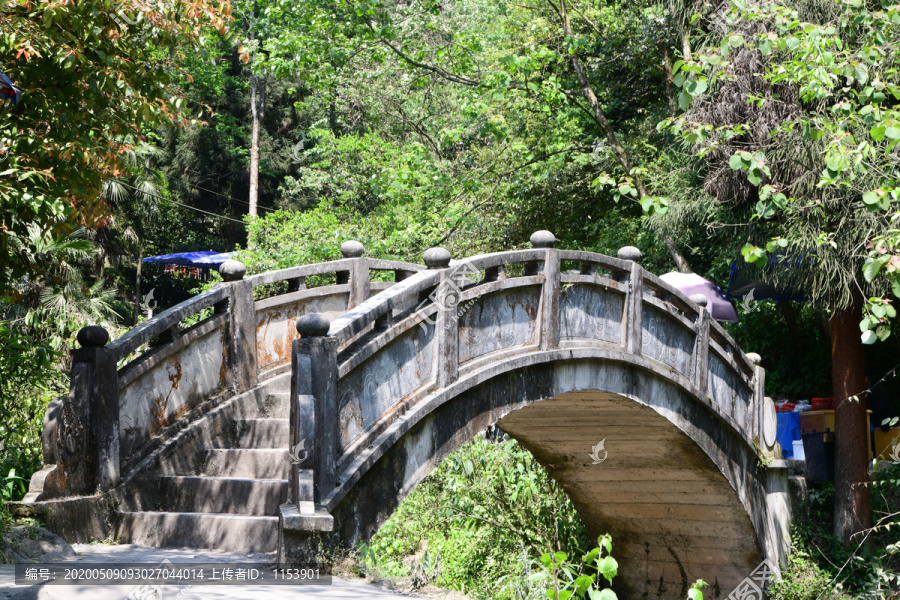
660,272,739,322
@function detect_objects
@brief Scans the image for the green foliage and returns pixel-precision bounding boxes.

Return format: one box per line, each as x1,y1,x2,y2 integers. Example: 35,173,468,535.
366,436,590,598
0,0,228,301
723,300,832,397
532,535,620,600
772,471,900,599
770,536,843,600
659,0,900,335
0,323,66,527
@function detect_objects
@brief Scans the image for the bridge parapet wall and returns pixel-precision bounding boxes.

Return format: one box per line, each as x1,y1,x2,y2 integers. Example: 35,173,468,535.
26,244,422,501
296,233,776,516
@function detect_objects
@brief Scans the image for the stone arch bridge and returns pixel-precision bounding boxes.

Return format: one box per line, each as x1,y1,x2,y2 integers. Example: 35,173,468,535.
15,232,791,599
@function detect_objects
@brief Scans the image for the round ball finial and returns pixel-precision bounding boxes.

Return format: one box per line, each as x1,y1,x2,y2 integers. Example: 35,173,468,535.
617,246,642,262
530,230,557,249
689,293,708,308
218,259,247,282
77,325,109,348
340,240,365,258
423,247,451,269
296,313,331,338
746,352,762,366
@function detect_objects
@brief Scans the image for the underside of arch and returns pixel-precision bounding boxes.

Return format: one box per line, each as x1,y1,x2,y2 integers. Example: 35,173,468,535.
498,390,760,599
317,357,789,600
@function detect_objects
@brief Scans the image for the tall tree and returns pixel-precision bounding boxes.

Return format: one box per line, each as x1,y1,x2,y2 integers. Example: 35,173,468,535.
657,0,900,544
0,0,229,300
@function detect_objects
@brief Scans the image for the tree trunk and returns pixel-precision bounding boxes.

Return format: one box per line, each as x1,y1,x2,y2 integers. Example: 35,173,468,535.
249,75,263,217
247,1,263,218
132,243,143,326
658,41,676,117
682,30,692,62
830,302,872,546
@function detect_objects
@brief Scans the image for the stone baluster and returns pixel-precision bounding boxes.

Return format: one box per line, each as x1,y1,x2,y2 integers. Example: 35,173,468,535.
424,247,459,388
68,326,119,492
618,246,643,356
484,264,506,282
291,314,338,507
532,231,559,351
219,259,258,392
341,241,369,309
690,294,710,396
286,276,307,293
580,261,597,275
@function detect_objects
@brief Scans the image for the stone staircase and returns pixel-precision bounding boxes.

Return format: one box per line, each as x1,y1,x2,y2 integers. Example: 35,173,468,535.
116,375,291,553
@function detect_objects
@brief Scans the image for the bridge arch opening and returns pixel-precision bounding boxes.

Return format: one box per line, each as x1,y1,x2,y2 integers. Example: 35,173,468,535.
325,358,779,599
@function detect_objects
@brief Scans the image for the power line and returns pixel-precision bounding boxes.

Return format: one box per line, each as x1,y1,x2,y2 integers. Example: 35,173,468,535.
116,181,248,225
167,173,278,213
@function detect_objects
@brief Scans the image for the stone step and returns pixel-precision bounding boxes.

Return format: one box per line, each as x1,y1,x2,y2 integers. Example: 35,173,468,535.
235,418,288,449
201,448,290,479
117,511,278,553
159,476,287,515
236,391,291,419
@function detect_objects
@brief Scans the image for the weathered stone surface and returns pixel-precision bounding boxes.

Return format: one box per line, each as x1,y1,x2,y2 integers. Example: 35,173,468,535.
256,293,347,371
617,246,642,262
76,325,109,348
337,323,435,455
118,326,226,462
559,284,624,344
218,259,247,282
1,526,76,563
457,286,540,363
642,305,695,378
296,313,331,337
340,240,365,258
423,247,451,269
689,293,708,307
529,230,557,248
324,358,788,599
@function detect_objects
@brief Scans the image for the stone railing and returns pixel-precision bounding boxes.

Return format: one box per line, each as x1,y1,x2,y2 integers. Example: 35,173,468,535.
287,231,772,513
27,243,422,501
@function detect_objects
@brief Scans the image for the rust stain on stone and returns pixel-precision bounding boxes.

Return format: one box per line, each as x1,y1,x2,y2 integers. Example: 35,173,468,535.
256,305,303,369
151,360,182,436
219,338,228,387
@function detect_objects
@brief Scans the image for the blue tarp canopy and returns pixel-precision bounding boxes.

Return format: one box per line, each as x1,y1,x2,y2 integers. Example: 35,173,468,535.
725,252,810,302
143,251,234,269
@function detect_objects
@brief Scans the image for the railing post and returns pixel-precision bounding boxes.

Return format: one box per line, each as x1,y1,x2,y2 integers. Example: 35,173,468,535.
746,353,774,451
532,231,559,351
690,294,710,396
291,314,338,508
618,246,643,356
341,241,369,309
68,326,119,492
424,247,459,388
484,265,506,281
219,260,258,392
